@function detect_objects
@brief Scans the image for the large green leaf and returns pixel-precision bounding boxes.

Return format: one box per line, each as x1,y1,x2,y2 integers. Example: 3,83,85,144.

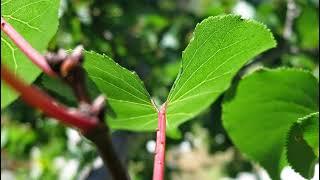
286,112,319,179
83,51,158,131
222,68,319,180
1,0,60,109
166,15,276,128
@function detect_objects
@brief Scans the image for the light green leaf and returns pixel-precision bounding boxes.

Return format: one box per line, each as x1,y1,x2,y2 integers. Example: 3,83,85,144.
83,51,158,131
1,0,60,109
286,112,319,179
166,15,276,129
222,68,319,180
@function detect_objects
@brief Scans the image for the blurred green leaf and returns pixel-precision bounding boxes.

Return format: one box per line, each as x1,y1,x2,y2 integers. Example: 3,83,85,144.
296,6,319,49
2,122,37,158
282,54,316,70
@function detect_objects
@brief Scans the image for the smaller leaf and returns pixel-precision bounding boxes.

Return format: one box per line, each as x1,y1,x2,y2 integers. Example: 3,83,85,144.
286,112,319,179
83,51,158,131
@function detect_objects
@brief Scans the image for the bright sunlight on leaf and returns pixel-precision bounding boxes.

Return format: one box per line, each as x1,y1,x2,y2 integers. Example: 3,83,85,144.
166,15,276,129
1,0,60,109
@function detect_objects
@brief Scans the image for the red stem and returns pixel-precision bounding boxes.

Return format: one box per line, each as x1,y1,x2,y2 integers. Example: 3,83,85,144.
1,17,56,76
1,64,97,132
152,103,167,180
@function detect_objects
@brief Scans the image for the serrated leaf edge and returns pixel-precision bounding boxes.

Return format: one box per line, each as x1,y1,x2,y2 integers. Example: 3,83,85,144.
285,112,319,179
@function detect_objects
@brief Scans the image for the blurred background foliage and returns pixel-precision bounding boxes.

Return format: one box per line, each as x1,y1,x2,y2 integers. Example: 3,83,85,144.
1,0,319,179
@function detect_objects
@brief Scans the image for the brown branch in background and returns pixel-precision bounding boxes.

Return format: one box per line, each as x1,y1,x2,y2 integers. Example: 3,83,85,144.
1,17,56,76
45,45,91,103
45,48,130,180
85,118,131,180
1,64,97,132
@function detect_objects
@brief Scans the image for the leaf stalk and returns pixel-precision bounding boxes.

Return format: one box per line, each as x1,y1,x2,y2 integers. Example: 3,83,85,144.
153,103,167,180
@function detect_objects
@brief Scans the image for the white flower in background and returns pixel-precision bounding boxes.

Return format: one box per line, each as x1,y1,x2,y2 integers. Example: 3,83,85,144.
232,1,255,19
30,147,42,179
160,33,179,49
179,141,192,153
93,157,103,169
67,128,81,152
236,172,256,180
146,140,156,154
54,156,67,170
59,159,79,180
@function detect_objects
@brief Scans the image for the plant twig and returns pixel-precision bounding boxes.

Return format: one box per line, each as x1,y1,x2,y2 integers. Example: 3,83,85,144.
153,103,167,180
85,122,130,180
1,17,56,76
1,64,97,131
1,15,130,180
45,45,91,103
45,48,130,180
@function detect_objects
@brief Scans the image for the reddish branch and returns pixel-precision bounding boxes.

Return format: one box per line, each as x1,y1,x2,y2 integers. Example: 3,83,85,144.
1,64,97,132
1,17,56,76
1,17,130,180
153,103,167,180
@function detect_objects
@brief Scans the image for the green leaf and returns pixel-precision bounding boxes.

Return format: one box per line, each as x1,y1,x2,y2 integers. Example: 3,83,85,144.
286,112,319,179
166,15,276,129
296,6,319,49
1,0,60,109
301,113,319,156
83,51,158,131
222,68,319,180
